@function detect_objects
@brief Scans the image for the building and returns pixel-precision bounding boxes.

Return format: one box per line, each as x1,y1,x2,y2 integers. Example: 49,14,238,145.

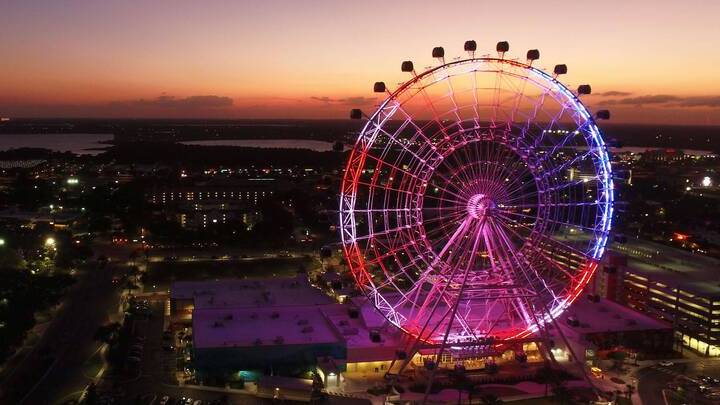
591,239,720,356
170,275,404,387
170,276,335,323
192,305,346,373
589,251,626,303
171,271,677,399
556,292,674,366
148,178,285,229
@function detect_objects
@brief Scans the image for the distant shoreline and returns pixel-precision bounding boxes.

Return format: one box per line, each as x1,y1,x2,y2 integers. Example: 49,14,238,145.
1,120,719,155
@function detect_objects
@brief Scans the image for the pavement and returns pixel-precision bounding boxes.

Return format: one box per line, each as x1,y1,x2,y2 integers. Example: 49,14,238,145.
622,354,720,405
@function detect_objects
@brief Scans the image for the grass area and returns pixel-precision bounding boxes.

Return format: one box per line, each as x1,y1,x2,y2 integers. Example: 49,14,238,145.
145,256,314,287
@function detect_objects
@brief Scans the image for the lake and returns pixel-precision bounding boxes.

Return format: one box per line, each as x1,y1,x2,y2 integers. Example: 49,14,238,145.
180,139,346,152
0,133,113,155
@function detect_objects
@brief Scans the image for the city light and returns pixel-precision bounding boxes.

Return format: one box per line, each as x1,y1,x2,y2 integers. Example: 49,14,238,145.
674,232,689,241
2,12,720,402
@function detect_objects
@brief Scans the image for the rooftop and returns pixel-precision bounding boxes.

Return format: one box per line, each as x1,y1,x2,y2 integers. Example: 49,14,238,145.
560,293,672,335
171,275,335,309
193,305,341,349
611,239,720,296
181,278,403,359
321,301,403,362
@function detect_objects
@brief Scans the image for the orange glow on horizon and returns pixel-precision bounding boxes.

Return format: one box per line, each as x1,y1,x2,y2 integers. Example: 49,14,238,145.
1,1,720,124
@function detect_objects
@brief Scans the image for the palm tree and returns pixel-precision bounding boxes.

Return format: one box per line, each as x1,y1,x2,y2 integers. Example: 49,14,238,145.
450,366,472,404
551,384,574,405
626,383,635,399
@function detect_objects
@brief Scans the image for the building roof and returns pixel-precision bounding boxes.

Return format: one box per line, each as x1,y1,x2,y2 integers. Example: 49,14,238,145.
612,239,720,297
171,275,335,309
192,305,341,349
321,302,402,363
181,277,403,360
559,293,672,335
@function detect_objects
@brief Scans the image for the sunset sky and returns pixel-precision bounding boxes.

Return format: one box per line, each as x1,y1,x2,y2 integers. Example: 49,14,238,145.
2,0,720,124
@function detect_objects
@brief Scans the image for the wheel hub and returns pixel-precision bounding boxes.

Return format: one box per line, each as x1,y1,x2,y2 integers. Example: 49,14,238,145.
466,194,496,220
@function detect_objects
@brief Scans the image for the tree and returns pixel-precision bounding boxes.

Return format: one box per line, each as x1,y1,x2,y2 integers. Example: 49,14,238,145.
609,350,627,370
626,383,635,399
252,200,294,246
536,364,569,398
54,230,93,268
0,248,25,271
84,382,98,404
7,171,53,210
94,322,121,344
450,367,472,404
129,250,138,267
551,384,573,405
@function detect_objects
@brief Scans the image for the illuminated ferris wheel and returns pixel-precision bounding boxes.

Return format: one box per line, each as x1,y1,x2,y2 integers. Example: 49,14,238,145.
339,41,614,351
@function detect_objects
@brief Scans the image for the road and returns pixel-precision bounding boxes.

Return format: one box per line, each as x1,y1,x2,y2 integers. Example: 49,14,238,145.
636,358,720,405
0,260,123,404
636,365,679,405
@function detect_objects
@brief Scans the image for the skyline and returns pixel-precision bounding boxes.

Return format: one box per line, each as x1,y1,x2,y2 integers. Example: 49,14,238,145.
2,0,720,125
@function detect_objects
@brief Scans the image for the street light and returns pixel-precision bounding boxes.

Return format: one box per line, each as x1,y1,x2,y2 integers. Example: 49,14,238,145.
45,237,56,247
0,238,5,246
702,176,712,187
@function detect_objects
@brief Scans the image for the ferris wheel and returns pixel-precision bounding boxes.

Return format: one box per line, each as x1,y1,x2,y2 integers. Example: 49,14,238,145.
339,41,614,352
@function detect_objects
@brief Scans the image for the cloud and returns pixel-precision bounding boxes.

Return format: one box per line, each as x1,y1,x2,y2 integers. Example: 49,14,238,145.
594,90,633,97
310,96,376,105
677,96,720,108
111,95,234,108
602,94,720,108
604,94,680,105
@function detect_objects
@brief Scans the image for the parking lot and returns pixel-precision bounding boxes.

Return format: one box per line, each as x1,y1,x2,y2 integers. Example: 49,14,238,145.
638,359,720,404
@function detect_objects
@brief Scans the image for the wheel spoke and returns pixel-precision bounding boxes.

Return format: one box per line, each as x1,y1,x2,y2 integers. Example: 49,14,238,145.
340,56,613,348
